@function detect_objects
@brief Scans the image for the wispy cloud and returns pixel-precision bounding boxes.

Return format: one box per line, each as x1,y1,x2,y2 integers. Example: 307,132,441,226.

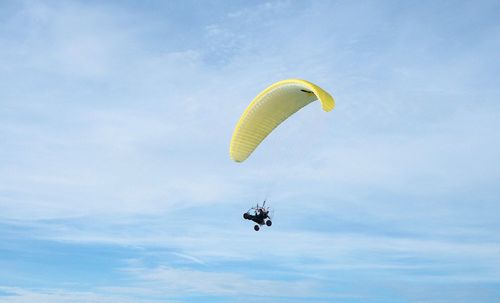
0,286,180,303
1,0,499,302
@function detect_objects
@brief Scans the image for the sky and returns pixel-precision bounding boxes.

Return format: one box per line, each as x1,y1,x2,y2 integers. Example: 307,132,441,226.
1,0,499,302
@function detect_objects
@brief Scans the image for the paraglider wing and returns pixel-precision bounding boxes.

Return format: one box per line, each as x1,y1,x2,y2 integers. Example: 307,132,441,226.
229,79,335,162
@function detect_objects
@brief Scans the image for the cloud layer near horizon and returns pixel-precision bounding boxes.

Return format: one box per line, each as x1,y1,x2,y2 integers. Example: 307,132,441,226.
1,1,499,302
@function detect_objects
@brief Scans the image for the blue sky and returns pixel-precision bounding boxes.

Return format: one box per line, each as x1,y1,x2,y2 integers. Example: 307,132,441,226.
1,0,499,302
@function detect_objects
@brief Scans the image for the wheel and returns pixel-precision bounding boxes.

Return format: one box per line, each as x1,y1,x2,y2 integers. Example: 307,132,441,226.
254,225,260,231
266,220,272,227
243,213,249,219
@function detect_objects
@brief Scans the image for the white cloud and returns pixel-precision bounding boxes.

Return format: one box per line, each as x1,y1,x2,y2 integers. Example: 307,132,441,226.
17,216,499,283
1,1,499,301
121,265,317,297
0,286,177,303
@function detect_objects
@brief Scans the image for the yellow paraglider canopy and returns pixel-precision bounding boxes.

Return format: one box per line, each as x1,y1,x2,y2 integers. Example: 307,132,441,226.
230,79,335,162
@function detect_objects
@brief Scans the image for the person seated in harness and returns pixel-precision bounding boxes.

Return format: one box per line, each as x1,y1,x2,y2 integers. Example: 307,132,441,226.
258,207,268,218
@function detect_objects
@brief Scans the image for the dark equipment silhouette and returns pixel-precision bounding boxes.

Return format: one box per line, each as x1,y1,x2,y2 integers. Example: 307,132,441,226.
243,200,273,231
